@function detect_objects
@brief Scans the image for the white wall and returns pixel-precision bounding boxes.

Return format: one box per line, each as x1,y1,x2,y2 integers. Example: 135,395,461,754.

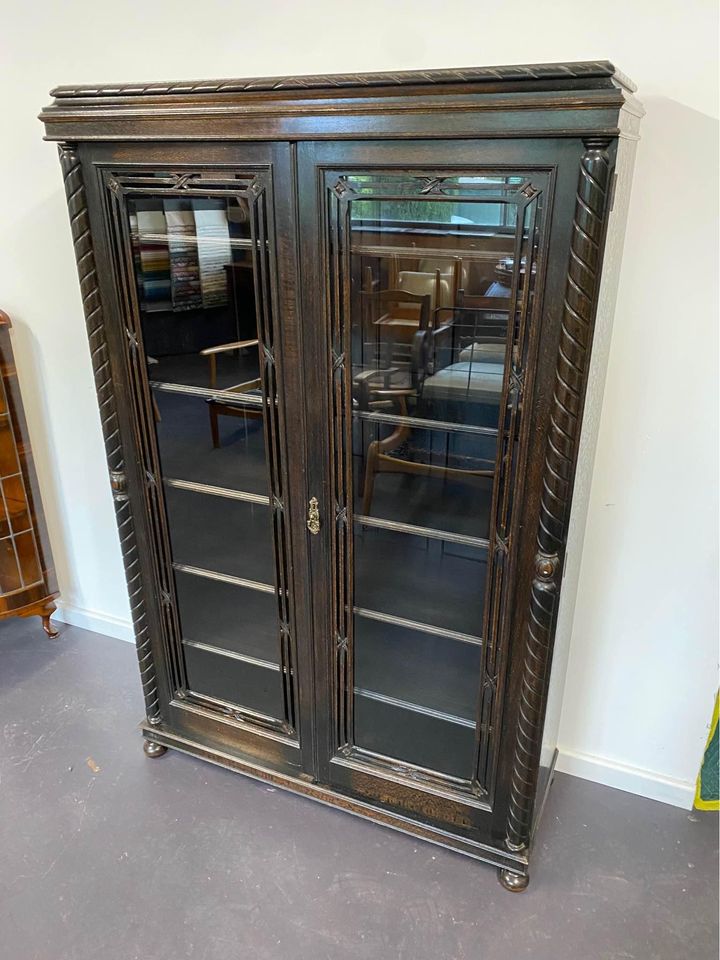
0,0,717,808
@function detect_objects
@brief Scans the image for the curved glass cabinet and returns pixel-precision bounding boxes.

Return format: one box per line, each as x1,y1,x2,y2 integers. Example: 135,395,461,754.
0,311,58,638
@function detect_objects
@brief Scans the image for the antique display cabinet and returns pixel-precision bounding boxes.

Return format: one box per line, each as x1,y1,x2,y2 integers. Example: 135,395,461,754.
0,310,58,638
40,62,642,889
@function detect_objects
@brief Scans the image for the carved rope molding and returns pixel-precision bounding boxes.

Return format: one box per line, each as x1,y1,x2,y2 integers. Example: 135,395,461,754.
48,61,634,99
505,139,613,851
58,144,161,725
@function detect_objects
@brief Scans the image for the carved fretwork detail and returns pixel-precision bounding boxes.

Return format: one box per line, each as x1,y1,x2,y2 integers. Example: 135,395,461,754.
331,178,354,199
505,139,613,852
170,172,199,190
419,177,445,194
58,144,161,726
494,533,509,554
508,368,524,393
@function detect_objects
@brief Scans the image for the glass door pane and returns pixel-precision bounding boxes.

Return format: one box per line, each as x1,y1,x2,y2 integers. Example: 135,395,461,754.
324,169,548,797
110,171,297,735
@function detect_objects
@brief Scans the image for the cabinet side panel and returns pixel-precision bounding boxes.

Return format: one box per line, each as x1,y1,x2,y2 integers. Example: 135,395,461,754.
58,144,161,724
538,134,639,793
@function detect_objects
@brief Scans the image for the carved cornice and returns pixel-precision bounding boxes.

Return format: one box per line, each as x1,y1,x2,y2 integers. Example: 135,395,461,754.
48,61,635,100
58,144,161,725
505,139,613,852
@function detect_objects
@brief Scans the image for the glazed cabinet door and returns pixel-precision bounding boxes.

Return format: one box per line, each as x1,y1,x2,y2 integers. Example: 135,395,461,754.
82,143,313,776
298,139,579,833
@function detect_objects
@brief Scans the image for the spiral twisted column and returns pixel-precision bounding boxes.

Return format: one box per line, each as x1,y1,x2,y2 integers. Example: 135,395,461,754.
59,144,161,725
505,139,612,851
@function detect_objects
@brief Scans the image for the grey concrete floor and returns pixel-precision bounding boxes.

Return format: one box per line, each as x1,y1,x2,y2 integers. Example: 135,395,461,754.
0,618,717,960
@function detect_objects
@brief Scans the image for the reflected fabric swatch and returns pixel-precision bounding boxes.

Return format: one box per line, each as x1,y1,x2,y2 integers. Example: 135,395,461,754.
136,209,171,311
164,200,202,311
193,204,231,308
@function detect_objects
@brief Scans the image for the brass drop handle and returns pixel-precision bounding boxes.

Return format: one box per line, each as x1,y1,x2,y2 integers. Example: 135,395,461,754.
307,497,320,535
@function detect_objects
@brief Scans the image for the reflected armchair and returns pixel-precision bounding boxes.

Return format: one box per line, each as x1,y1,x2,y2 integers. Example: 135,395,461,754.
354,298,509,515
201,338,263,448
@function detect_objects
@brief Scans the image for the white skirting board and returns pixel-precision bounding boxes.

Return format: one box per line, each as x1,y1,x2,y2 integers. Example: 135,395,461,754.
54,601,135,644
52,603,696,811
555,747,694,811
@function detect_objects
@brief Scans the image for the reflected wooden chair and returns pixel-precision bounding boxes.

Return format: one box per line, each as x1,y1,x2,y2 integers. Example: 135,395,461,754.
355,298,509,515
201,338,263,448
360,263,443,376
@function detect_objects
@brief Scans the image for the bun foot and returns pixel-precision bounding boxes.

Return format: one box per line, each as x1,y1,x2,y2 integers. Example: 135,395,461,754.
143,739,167,759
498,868,529,892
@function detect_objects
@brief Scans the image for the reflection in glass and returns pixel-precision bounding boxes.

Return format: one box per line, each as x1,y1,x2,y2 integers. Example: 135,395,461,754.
344,175,535,778
127,187,290,724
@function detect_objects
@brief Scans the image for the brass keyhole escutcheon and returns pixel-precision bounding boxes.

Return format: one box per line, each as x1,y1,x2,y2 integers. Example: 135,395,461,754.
307,497,320,535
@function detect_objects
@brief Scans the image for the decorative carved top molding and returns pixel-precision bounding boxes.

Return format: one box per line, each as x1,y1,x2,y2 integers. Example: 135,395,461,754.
47,61,636,100
39,61,642,143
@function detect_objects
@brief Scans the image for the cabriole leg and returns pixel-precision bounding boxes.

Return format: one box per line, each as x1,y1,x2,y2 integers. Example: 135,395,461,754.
41,603,59,639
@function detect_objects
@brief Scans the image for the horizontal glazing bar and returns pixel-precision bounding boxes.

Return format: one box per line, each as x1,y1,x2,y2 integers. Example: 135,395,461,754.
134,233,259,250
355,514,489,550
150,380,265,406
172,562,277,595
353,606,483,647
354,686,476,729
350,243,511,262
164,477,270,506
353,409,499,438
346,192,520,205
2,579,45,598
0,527,34,541
182,638,279,673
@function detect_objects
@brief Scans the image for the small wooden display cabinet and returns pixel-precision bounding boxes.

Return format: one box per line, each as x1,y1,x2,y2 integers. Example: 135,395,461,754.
0,311,58,638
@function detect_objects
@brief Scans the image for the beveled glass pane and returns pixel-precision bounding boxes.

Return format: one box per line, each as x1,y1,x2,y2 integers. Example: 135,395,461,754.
354,616,480,720
338,174,537,781
164,485,275,585
182,643,283,718
125,185,293,726
353,523,486,639
0,416,20,477
175,571,280,664
154,390,268,497
0,538,21,592
353,694,476,780
3,475,31,535
352,426,495,538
